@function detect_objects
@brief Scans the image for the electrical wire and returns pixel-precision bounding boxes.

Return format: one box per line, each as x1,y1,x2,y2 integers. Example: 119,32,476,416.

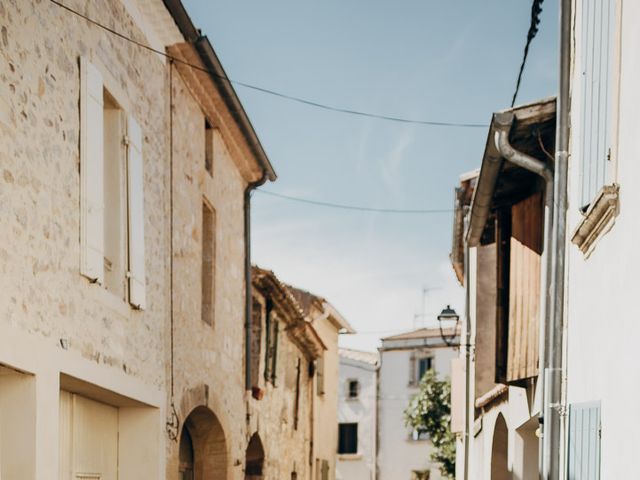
255,189,453,214
511,0,545,107
48,0,488,129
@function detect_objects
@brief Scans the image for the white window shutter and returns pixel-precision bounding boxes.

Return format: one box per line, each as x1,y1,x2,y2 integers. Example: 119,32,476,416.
127,115,146,309
80,57,105,284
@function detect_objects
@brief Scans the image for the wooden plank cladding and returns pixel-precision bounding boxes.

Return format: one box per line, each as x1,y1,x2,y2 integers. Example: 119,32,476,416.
507,192,543,382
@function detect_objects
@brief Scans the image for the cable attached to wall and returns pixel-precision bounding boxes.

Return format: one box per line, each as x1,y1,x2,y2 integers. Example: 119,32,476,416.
165,59,180,443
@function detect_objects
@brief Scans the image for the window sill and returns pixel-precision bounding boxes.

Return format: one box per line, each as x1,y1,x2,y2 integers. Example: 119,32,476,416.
337,453,362,461
88,282,131,319
571,184,619,256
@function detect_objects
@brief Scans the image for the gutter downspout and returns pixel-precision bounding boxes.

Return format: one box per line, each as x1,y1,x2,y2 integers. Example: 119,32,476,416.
547,0,571,477
462,209,471,480
245,172,268,391
493,113,554,479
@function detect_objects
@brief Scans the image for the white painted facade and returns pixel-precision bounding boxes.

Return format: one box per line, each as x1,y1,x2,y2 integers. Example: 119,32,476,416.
377,328,459,480
336,349,379,480
563,1,639,477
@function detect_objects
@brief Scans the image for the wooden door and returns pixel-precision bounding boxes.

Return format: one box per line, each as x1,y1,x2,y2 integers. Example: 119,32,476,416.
59,391,118,480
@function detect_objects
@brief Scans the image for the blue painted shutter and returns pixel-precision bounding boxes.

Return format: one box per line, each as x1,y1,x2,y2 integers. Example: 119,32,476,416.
567,402,601,480
579,0,615,208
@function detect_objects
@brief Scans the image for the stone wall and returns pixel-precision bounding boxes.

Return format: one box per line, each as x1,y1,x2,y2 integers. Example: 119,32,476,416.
165,62,250,479
0,0,169,391
246,303,314,479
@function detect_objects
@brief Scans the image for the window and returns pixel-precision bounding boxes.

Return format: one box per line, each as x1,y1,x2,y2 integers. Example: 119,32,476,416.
411,470,431,480
204,119,214,176
579,0,616,208
250,298,263,390
80,57,146,309
294,358,301,430
264,302,279,385
201,201,216,325
409,353,433,386
411,429,429,441
417,357,433,382
338,423,358,454
347,379,360,399
102,90,125,297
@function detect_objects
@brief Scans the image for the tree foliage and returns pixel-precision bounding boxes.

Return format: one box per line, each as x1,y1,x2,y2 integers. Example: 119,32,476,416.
404,369,456,478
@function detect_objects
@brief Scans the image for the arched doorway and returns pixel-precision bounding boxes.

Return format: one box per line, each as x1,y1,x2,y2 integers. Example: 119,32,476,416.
516,417,539,479
491,413,509,480
179,406,228,480
245,433,265,479
179,426,195,480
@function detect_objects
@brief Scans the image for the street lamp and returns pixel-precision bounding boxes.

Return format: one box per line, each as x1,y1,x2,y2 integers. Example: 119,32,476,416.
437,305,460,346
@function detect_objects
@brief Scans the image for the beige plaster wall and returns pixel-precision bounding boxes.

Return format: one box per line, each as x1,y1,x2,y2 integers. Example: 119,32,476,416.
312,314,341,480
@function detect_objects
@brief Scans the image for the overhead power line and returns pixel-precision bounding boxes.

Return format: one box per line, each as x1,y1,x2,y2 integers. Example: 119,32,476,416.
48,0,488,129
511,0,545,107
255,189,452,214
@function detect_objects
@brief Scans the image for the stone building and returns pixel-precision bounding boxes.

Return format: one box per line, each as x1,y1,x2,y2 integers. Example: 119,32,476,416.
161,2,276,480
248,267,327,479
0,0,277,479
0,1,177,478
336,348,379,480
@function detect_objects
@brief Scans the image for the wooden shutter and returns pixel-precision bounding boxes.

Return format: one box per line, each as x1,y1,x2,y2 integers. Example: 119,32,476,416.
271,319,279,385
127,115,146,309
579,0,615,207
568,402,601,480
507,193,542,382
80,57,105,284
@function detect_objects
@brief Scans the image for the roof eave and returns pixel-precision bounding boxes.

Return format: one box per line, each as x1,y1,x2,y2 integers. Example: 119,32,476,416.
466,97,556,247
162,0,276,182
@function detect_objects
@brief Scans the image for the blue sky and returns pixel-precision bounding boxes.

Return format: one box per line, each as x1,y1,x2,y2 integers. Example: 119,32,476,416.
183,0,559,351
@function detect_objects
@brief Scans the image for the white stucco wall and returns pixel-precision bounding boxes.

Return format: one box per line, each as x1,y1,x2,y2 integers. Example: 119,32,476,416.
336,352,378,480
377,337,458,480
564,2,640,478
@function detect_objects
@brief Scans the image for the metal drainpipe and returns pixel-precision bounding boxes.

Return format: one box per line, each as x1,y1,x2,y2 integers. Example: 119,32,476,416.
244,172,268,391
494,114,555,479
463,208,471,480
547,0,571,477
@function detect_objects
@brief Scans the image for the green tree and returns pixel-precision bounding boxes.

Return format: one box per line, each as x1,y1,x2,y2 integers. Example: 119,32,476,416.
404,369,456,478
